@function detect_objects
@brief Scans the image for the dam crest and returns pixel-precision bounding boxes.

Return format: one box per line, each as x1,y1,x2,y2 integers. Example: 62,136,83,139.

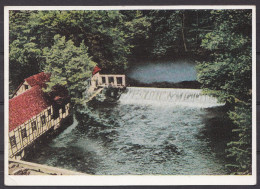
119,87,223,108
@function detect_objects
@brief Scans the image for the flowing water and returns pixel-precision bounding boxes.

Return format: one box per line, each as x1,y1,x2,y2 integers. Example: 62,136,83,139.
120,87,223,108
25,87,231,175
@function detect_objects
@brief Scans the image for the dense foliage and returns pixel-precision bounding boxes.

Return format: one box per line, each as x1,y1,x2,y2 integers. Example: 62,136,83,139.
43,35,96,105
9,9,252,174
9,10,213,91
196,10,252,174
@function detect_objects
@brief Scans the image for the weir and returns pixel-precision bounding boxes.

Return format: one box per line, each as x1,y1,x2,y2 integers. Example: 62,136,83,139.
120,87,223,108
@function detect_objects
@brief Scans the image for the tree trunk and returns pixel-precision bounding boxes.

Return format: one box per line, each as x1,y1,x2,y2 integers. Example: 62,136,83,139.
181,12,188,52
196,11,199,48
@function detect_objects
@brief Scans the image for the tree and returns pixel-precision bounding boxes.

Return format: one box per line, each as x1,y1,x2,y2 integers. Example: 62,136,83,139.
19,10,134,73
120,10,151,61
9,11,45,94
43,35,96,105
196,10,252,174
142,10,213,59
226,102,252,174
9,10,151,94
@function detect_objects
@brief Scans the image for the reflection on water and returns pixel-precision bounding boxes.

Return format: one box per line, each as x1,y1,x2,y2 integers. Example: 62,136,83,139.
25,94,231,175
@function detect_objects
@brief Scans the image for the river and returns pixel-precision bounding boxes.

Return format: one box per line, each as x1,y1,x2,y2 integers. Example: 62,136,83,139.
24,87,232,175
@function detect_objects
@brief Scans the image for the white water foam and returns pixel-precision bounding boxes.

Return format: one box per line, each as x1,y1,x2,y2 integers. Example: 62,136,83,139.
119,87,224,108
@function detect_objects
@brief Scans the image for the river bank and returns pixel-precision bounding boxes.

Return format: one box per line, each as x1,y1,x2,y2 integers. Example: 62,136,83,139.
127,78,201,89
9,159,86,175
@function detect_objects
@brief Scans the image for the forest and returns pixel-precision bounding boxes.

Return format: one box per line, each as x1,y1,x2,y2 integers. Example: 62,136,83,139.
9,9,252,175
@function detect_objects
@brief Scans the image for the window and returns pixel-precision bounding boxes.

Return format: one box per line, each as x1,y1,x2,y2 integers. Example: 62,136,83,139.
41,115,46,125
102,77,106,84
108,77,114,84
62,106,66,114
24,84,29,90
31,120,37,132
52,105,59,120
10,136,16,148
48,109,52,116
21,128,27,139
117,77,123,85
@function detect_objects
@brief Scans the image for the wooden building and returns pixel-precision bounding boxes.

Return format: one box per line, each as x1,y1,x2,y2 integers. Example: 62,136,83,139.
12,72,51,98
9,72,71,159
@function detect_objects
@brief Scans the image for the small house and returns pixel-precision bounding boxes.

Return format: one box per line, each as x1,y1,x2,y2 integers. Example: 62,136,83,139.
12,72,51,98
87,66,126,94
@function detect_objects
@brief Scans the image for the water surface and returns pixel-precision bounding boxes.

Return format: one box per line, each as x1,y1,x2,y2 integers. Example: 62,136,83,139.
25,87,230,175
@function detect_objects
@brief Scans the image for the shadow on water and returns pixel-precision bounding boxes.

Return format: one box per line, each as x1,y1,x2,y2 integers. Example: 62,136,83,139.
197,106,234,165
76,99,120,146
24,134,99,174
24,115,99,174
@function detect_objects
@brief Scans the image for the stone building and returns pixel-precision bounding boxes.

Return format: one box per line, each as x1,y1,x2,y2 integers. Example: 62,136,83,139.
87,66,126,94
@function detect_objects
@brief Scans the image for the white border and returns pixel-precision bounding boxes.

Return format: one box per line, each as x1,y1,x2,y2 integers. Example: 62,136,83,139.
252,5,257,185
4,5,255,10
4,5,257,186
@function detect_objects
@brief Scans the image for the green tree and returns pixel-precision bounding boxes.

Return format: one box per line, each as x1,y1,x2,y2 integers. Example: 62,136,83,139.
9,11,44,93
9,10,134,94
14,10,134,73
43,35,96,105
120,10,151,61
226,102,252,174
196,10,252,174
144,10,212,58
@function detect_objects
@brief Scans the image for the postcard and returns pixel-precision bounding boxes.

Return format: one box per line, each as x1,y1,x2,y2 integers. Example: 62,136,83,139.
4,5,256,185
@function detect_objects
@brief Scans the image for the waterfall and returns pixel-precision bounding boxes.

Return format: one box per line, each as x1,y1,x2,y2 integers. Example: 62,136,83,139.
119,87,224,108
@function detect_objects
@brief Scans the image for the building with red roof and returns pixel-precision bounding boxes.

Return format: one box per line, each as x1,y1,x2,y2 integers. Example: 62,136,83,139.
9,72,71,159
92,66,101,76
9,86,50,132
25,72,51,87
12,72,51,98
87,66,126,94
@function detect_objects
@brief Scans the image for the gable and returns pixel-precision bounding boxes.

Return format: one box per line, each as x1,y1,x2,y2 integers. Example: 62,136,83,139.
12,72,51,98
12,81,31,98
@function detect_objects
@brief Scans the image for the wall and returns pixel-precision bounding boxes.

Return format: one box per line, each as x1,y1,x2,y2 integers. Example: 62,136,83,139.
8,103,70,159
13,81,31,98
98,74,126,87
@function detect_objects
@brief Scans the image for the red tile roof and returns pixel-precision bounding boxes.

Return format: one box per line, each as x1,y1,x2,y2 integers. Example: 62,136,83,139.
25,72,51,87
12,72,51,98
92,66,101,75
9,85,51,132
